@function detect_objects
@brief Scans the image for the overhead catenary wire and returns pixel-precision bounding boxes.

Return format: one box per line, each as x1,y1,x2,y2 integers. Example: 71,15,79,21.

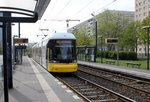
42,0,117,33
96,0,117,13
80,0,118,22
45,0,58,19
70,0,97,18
45,0,96,30
43,0,74,30
39,0,58,30
63,0,117,28
53,0,74,18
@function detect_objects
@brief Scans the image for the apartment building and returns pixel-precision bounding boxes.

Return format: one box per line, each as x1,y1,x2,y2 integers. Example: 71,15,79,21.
68,10,134,36
135,0,150,57
135,0,150,20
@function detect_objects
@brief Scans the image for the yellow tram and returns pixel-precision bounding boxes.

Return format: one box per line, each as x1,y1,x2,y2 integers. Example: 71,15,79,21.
32,33,78,72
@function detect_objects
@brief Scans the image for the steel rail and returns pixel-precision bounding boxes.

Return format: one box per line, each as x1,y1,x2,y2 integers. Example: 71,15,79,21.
56,77,91,102
78,66,150,96
56,75,135,102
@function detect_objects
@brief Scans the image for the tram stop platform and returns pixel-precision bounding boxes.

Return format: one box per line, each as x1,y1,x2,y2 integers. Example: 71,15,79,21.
78,61,150,81
8,56,83,102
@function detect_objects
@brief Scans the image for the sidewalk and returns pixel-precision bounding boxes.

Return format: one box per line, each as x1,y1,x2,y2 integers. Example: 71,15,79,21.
7,56,83,102
78,61,150,81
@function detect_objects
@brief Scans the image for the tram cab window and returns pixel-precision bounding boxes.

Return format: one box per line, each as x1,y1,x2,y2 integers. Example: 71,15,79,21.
54,40,75,60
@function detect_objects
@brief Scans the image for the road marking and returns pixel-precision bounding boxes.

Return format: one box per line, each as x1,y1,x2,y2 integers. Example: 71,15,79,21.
57,82,62,84
66,89,72,93
61,85,67,88
54,79,59,81
28,58,61,102
73,95,80,99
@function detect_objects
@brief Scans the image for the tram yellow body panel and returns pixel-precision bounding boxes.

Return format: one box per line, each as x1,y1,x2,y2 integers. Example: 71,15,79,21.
48,63,77,72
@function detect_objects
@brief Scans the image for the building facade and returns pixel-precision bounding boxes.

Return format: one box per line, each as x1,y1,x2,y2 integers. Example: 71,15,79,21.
135,0,150,57
135,0,150,21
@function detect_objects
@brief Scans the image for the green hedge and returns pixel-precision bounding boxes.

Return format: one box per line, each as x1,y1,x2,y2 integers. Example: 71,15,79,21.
97,51,137,60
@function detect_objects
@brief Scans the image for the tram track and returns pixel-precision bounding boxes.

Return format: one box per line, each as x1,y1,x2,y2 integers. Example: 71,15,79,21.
56,74,134,102
52,64,150,102
77,65,150,101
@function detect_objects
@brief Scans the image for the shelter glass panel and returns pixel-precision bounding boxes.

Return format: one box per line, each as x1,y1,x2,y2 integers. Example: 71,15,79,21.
0,0,36,11
0,0,37,16
0,13,4,102
77,46,95,62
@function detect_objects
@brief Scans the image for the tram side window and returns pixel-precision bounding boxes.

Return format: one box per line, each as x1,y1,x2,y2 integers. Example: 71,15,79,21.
49,49,52,60
46,49,48,60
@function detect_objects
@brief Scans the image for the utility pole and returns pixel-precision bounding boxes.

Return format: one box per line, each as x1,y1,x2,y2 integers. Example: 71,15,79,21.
44,19,80,31
66,19,80,29
143,26,150,70
91,13,97,62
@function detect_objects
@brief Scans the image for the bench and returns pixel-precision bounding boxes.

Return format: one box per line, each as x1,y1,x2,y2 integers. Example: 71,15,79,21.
105,60,116,65
126,62,141,68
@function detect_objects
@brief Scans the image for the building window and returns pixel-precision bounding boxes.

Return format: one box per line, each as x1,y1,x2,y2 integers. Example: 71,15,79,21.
143,12,147,16
143,0,147,4
149,11,150,15
143,6,147,10
139,2,142,6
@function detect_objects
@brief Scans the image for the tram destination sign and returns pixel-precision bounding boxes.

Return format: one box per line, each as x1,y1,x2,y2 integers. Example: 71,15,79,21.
14,38,28,44
105,38,118,44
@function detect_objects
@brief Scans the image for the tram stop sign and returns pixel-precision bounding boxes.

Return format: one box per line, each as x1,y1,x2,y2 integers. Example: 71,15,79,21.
105,38,118,44
14,38,28,44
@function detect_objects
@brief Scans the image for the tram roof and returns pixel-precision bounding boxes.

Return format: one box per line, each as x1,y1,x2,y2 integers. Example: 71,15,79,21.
32,33,76,48
49,33,76,40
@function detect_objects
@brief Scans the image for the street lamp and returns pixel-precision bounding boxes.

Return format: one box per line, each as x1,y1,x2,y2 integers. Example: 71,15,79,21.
18,23,20,38
91,13,97,62
143,26,150,70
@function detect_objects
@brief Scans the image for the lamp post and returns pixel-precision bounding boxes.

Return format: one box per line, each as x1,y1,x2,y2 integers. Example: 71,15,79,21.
99,36,103,63
18,22,20,38
136,35,138,53
136,35,138,59
91,13,97,62
143,26,150,70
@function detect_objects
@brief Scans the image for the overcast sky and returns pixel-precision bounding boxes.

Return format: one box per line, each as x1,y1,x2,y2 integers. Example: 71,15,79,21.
12,0,135,43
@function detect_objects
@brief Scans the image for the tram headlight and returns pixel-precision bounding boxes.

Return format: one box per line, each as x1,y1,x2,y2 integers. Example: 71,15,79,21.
73,60,77,62
50,60,59,63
